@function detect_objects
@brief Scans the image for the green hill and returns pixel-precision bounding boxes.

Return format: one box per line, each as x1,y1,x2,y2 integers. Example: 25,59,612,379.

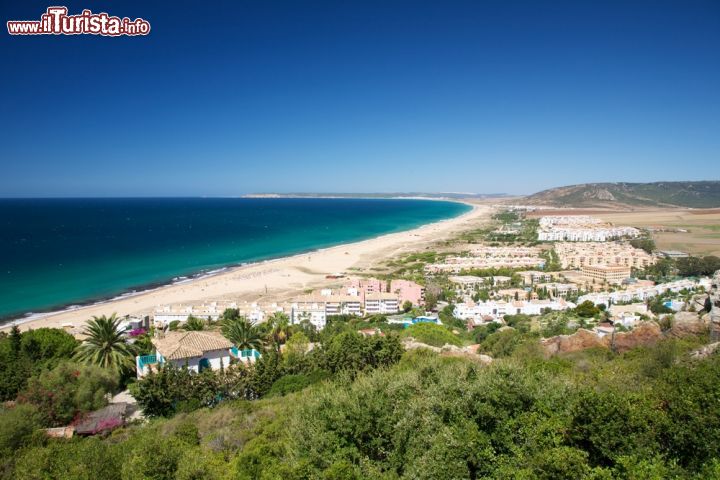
526,181,720,208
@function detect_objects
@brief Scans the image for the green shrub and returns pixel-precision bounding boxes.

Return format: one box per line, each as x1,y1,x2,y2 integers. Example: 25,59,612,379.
267,370,329,397
0,404,43,458
402,323,462,347
17,361,118,426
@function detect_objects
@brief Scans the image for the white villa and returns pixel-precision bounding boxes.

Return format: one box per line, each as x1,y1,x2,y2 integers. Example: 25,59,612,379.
135,331,260,378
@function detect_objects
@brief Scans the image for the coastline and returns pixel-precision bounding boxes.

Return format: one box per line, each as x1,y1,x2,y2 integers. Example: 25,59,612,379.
3,201,491,333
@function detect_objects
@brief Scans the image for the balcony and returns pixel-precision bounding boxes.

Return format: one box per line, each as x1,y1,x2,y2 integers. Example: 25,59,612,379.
230,347,261,360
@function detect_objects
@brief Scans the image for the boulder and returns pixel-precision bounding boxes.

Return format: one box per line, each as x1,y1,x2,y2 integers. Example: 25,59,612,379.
611,321,662,353
541,329,608,356
668,311,708,337
541,322,665,356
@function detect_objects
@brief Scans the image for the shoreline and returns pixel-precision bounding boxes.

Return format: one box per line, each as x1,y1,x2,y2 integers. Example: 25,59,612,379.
1,201,471,325
3,201,490,332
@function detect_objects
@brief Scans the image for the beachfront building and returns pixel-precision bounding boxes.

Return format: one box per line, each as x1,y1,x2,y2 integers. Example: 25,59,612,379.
325,295,363,316
454,299,576,325
345,278,425,306
135,331,258,378
345,278,385,294
153,304,222,325
290,299,328,330
365,293,400,315
153,301,286,327
117,316,149,334
581,264,631,285
389,279,424,306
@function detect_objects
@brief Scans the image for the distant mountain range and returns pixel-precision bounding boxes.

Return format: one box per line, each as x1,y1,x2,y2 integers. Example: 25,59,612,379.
524,181,720,208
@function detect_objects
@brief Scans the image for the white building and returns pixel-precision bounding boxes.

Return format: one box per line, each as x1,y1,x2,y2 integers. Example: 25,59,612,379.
454,299,576,325
449,275,489,291
537,216,640,242
153,301,285,327
578,278,710,306
535,282,579,298
290,300,328,330
364,293,400,315
135,331,258,378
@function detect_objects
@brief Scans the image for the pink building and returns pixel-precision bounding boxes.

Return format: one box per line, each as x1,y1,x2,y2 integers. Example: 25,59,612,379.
346,278,385,294
344,278,425,306
390,279,424,306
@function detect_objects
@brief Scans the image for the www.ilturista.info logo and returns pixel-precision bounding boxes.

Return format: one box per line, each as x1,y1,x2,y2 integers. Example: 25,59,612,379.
7,6,150,36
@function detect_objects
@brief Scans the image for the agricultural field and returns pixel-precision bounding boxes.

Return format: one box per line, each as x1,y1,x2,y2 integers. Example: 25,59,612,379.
597,208,720,256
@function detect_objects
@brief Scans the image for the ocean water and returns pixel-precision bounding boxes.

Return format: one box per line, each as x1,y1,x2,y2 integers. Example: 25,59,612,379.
0,198,469,320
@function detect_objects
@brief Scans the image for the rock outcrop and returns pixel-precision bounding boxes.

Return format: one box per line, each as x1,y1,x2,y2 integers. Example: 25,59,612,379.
611,322,663,353
541,321,666,356
668,312,708,337
541,329,608,356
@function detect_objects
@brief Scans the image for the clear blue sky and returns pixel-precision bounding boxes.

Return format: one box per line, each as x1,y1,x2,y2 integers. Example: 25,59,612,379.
1,0,718,197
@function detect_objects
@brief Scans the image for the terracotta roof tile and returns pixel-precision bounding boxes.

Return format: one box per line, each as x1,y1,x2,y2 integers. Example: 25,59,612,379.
152,331,233,360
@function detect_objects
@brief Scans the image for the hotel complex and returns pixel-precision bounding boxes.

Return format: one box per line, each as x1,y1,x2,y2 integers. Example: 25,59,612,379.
426,246,545,273
554,242,655,269
580,264,632,285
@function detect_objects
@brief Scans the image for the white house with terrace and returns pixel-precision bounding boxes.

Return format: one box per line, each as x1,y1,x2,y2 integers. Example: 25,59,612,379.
135,331,260,378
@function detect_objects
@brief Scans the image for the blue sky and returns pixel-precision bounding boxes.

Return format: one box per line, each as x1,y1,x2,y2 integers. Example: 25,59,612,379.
1,0,718,196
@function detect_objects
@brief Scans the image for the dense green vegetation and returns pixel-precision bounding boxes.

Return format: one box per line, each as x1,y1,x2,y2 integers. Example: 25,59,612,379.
0,327,79,401
630,236,656,254
638,255,720,282
3,330,719,479
402,322,463,347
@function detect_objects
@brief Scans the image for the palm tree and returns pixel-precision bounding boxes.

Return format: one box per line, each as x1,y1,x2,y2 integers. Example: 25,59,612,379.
74,313,136,374
222,316,264,352
267,312,291,351
184,315,205,331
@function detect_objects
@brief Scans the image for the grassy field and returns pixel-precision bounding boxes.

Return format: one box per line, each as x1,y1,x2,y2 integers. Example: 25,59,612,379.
597,208,720,256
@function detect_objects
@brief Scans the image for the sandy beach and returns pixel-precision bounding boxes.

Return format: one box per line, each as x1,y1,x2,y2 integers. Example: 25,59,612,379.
5,202,492,333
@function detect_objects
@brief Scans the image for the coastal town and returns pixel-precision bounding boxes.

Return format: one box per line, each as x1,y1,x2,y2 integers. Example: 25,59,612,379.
4,199,719,462
4,0,720,475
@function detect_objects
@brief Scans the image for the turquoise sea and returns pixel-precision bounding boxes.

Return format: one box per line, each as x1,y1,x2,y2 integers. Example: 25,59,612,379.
0,198,469,320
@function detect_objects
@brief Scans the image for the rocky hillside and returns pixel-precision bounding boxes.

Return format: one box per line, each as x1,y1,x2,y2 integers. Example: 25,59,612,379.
525,181,720,208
